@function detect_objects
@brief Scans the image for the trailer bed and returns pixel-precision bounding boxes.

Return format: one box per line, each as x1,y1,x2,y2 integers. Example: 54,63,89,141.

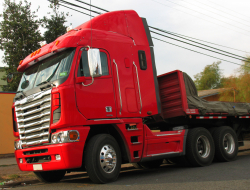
157,70,250,119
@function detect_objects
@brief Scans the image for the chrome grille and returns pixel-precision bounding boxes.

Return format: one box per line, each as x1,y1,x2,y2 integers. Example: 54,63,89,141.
15,89,52,148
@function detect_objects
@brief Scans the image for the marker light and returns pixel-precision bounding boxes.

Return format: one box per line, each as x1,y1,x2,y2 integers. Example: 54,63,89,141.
55,155,61,161
19,60,23,65
55,40,60,46
69,131,79,141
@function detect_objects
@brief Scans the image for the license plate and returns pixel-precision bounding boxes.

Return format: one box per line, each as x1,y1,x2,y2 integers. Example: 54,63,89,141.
33,164,43,171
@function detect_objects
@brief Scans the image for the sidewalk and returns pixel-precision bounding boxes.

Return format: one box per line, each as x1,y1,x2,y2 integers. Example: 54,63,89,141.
0,157,16,166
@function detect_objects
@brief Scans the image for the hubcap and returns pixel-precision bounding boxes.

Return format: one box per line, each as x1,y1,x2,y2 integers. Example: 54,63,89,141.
196,135,210,158
100,144,117,173
223,133,235,154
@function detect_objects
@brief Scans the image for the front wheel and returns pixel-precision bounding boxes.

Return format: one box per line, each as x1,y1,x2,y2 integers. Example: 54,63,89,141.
34,170,66,183
84,134,121,184
212,126,238,162
185,127,215,167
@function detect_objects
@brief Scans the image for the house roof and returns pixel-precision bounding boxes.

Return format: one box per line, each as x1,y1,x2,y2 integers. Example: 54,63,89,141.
198,88,229,98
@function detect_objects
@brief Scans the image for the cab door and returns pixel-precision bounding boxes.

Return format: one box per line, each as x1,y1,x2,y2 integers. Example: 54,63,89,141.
74,48,117,119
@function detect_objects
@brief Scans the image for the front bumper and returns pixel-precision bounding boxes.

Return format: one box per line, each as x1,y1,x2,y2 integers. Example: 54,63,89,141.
15,126,90,171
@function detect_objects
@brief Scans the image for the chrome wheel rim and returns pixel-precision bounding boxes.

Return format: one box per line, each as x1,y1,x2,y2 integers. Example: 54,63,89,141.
223,133,235,154
196,135,210,158
100,144,117,173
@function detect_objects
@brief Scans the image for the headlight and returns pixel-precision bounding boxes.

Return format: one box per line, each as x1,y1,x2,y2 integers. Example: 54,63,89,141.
51,130,80,144
14,140,22,150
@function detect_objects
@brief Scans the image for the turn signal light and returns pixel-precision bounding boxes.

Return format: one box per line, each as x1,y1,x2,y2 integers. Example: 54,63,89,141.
69,131,79,141
55,40,60,46
19,60,23,65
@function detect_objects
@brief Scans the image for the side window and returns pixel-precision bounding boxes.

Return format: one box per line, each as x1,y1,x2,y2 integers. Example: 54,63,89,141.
77,50,109,77
138,50,147,70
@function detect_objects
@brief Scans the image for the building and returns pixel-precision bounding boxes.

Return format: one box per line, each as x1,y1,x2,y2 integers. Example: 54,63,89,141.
198,88,229,101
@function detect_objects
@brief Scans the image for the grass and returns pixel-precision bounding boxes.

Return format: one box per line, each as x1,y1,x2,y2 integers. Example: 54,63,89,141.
8,174,20,180
0,164,17,167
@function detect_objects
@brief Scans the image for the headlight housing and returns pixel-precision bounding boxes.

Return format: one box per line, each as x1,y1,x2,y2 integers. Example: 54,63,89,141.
51,130,80,144
14,140,22,150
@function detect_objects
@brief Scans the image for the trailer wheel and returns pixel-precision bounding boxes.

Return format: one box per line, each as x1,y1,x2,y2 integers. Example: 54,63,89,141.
84,134,121,184
133,159,163,169
213,126,238,162
186,127,215,167
34,170,66,183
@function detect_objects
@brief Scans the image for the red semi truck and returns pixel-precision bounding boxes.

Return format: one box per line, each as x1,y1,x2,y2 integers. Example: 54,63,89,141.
10,10,250,183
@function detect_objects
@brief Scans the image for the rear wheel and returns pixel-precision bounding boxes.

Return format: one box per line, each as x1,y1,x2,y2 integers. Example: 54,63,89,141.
84,134,121,184
185,127,215,167
212,126,238,162
34,170,66,183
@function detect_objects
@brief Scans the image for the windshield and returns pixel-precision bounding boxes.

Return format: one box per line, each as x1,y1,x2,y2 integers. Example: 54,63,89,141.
17,48,76,92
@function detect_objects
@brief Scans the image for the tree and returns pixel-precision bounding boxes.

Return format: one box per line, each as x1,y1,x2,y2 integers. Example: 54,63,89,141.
238,56,250,74
0,0,43,91
219,64,250,103
194,61,222,90
42,0,68,44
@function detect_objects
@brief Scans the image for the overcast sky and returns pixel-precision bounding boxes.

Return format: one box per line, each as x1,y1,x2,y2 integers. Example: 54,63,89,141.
1,0,250,79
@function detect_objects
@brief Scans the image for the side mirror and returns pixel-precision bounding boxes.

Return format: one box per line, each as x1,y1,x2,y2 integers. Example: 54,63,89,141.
7,73,14,83
87,49,102,77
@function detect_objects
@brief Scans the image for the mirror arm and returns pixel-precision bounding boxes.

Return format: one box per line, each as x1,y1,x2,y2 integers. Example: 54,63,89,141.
82,76,94,86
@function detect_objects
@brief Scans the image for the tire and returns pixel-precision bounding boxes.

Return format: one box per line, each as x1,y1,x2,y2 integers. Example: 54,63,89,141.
212,126,238,162
185,127,215,167
34,170,66,183
133,159,163,169
84,134,121,184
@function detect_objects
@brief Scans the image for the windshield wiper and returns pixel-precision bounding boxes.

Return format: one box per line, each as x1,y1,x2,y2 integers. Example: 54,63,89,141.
36,62,61,87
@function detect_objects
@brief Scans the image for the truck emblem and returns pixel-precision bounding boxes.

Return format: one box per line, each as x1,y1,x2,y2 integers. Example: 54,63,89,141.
26,95,34,102
105,106,112,112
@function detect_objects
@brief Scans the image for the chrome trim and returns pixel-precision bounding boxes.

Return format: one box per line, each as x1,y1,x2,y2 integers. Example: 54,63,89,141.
16,103,51,117
15,97,51,112
15,90,51,106
15,89,52,148
22,138,49,147
133,62,142,114
17,110,51,123
18,117,50,129
113,59,122,115
20,131,49,140
147,151,180,157
19,124,50,134
156,133,181,137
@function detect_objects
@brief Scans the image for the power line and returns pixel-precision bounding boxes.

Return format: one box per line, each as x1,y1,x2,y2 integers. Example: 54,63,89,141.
179,0,250,28
57,0,250,67
74,0,109,12
59,3,93,17
152,37,250,68
149,26,248,60
59,0,101,15
155,29,250,54
206,0,250,20
151,0,250,38
150,30,247,62
163,0,250,33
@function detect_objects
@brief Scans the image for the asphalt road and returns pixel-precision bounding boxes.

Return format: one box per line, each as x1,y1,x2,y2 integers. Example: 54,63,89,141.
14,151,250,190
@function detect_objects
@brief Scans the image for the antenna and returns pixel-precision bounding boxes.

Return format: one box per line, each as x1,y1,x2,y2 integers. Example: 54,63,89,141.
90,0,92,49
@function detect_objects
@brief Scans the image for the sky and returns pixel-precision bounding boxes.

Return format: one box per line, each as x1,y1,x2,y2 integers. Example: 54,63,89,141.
1,0,250,79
